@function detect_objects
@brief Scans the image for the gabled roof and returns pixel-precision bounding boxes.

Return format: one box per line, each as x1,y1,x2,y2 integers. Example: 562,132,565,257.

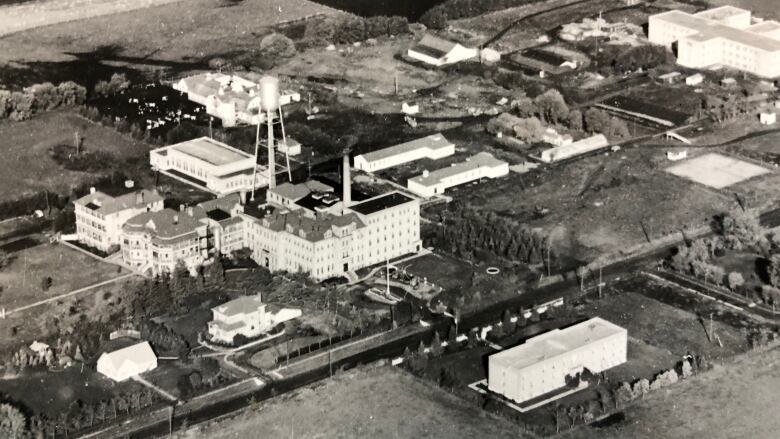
123,195,241,239
75,189,163,216
99,341,156,370
411,34,460,59
270,180,333,203
258,206,365,242
409,152,507,187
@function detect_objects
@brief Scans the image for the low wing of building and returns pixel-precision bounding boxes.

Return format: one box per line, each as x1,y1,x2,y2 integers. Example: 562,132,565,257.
407,152,509,198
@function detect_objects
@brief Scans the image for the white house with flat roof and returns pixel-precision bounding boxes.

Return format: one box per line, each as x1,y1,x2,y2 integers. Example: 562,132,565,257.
150,137,268,196
649,6,780,78
353,134,455,172
97,341,157,382
74,188,164,252
207,294,301,344
488,317,627,403
407,34,478,67
407,152,509,198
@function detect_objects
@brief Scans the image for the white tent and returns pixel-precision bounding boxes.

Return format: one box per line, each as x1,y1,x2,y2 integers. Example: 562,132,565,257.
97,341,157,382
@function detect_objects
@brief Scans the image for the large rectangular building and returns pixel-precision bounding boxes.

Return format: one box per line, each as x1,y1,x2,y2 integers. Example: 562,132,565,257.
150,137,268,196
74,188,164,252
407,152,509,197
649,6,780,78
353,134,455,173
488,317,627,403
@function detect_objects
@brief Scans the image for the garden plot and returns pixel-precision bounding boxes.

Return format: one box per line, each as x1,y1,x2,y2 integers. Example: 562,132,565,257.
665,153,770,189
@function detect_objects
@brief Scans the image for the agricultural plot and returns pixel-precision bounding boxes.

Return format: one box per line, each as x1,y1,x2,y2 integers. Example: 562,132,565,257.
665,152,770,189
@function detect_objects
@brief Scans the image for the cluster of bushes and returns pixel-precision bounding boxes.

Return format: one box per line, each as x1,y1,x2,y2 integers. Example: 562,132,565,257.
0,81,87,121
27,388,161,438
582,108,630,139
424,202,553,267
176,357,229,398
139,320,189,356
303,14,409,46
594,44,674,75
420,0,542,29
0,402,26,439
77,105,160,144
93,73,130,98
49,144,117,173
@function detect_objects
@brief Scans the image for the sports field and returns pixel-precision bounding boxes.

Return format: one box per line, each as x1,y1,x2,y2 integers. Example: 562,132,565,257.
665,152,770,189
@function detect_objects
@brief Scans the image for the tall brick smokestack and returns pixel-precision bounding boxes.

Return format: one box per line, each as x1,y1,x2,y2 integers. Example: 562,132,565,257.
342,154,351,208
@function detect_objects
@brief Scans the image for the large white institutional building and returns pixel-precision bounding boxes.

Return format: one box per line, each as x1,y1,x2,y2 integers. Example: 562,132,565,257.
649,5,780,78
407,152,509,198
488,317,627,403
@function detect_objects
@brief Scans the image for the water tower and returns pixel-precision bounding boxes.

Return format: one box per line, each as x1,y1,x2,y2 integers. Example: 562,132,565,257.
259,76,280,190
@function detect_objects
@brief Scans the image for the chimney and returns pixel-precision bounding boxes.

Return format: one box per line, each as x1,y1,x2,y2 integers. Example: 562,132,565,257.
173,215,179,225
342,154,351,208
89,187,96,194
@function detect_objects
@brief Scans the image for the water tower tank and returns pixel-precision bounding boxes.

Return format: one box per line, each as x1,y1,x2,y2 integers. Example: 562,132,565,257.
259,76,280,111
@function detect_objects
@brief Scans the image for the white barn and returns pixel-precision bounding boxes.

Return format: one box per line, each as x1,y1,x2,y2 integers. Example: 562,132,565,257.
407,152,509,198
540,134,609,163
353,134,455,173
407,35,478,67
97,341,157,382
488,318,627,403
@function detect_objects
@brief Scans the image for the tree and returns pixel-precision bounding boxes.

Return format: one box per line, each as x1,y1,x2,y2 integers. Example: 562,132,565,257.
567,109,583,131
726,271,745,292
768,255,780,288
430,331,444,357
534,89,569,124
260,33,296,58
438,367,457,390
204,254,225,291
614,382,634,407
717,211,767,252
420,6,447,30
0,403,26,439
0,249,13,270
632,378,650,398
169,260,190,302
40,275,53,292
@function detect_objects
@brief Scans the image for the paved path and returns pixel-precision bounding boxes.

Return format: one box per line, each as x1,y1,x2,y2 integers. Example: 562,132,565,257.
132,375,178,402
5,272,136,316
347,249,431,286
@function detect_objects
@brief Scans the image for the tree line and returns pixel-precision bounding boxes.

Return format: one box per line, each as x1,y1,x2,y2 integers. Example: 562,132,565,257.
420,0,544,29
0,81,87,121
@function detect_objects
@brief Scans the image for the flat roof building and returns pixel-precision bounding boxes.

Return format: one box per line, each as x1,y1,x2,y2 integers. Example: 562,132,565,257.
489,317,627,403
353,134,455,173
150,137,268,196
407,152,509,198
540,134,609,163
649,6,780,78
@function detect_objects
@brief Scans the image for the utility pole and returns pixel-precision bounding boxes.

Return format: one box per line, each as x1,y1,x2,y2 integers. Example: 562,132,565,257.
209,117,213,139
328,349,333,377
394,74,398,96
598,266,603,299
546,243,551,277
168,405,174,437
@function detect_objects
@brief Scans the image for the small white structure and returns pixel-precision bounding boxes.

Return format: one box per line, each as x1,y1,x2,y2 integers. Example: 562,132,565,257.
480,48,502,63
354,134,455,172
29,341,49,358
401,102,420,115
721,77,737,87
658,72,681,84
277,138,302,156
150,137,269,196
686,73,705,86
407,34,478,67
760,112,777,125
407,152,509,197
97,341,157,382
208,295,302,344
667,150,688,161
488,317,627,404
560,60,578,70
540,134,609,163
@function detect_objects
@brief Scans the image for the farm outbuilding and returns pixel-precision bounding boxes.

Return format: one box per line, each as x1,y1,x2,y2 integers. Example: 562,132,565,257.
407,34,477,67
97,341,157,382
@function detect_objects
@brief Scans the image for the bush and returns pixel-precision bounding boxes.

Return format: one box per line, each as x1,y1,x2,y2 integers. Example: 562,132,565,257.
94,73,130,97
304,14,408,46
260,33,297,58
40,276,53,291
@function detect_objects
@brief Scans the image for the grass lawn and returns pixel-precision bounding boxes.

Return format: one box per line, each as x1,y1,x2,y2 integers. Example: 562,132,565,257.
0,0,338,67
0,366,144,417
563,345,780,439
0,242,124,310
0,110,148,201
405,253,476,292
183,365,522,439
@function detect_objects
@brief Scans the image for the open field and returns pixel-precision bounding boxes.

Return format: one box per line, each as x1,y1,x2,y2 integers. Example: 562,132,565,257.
563,345,780,439
0,111,148,201
665,152,771,189
182,365,521,439
448,147,737,261
0,0,338,68
0,241,123,310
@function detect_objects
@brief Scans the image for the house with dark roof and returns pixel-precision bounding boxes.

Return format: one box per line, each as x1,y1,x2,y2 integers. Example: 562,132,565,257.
74,187,164,252
407,34,478,67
